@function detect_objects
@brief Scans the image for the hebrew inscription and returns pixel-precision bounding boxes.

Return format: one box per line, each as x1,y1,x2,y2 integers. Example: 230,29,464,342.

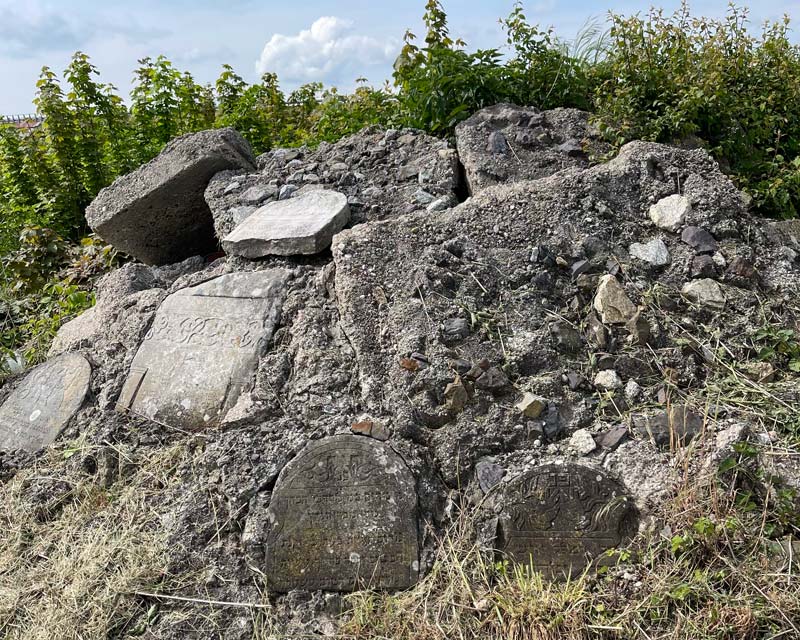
498,463,638,578
116,270,287,429
265,435,419,592
0,352,91,452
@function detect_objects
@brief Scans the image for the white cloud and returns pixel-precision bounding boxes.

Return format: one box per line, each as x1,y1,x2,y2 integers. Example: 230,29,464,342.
255,16,397,87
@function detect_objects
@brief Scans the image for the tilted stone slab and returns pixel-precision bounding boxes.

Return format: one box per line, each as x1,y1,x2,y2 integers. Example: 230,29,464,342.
87,128,255,265
265,434,419,592
222,189,350,257
0,352,91,452
116,270,287,429
497,463,638,578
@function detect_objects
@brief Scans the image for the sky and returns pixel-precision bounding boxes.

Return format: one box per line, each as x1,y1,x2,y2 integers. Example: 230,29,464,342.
0,0,797,115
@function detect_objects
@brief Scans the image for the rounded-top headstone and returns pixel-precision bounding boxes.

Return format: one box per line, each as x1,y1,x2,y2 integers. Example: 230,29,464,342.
496,463,638,578
0,352,91,452
264,434,419,592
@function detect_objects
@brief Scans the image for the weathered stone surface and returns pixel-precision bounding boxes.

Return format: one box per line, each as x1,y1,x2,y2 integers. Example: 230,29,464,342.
681,226,718,254
629,237,670,267
264,435,419,591
222,190,350,257
593,275,637,324
116,271,287,429
569,429,597,455
0,353,91,452
649,194,690,232
516,393,546,418
454,103,608,194
476,459,505,493
87,128,255,265
682,278,725,309
594,370,623,390
633,405,704,448
496,463,638,577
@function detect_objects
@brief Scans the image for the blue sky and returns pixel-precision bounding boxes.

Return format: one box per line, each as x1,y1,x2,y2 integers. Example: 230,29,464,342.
0,0,797,114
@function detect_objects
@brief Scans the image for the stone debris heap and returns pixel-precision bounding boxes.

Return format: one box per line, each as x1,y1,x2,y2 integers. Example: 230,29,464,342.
2,103,800,638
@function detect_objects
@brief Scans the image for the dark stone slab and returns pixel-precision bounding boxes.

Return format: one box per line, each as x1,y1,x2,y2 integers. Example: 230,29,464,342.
496,463,638,578
116,271,287,429
0,353,91,452
264,435,419,592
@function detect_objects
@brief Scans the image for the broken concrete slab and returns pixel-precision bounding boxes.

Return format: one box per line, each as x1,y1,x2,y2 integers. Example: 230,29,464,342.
222,190,350,258
87,127,255,265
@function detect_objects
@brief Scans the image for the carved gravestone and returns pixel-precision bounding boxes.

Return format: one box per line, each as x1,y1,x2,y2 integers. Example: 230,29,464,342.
265,435,419,592
497,463,638,578
0,352,91,452
116,270,287,429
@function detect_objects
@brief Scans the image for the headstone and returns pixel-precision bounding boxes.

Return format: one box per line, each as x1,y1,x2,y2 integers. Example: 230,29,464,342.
86,127,255,265
0,353,91,452
116,270,287,429
222,190,350,258
497,463,638,578
264,435,419,592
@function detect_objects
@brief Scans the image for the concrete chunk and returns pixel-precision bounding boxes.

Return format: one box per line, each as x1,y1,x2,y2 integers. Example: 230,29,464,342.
86,128,255,265
222,189,350,257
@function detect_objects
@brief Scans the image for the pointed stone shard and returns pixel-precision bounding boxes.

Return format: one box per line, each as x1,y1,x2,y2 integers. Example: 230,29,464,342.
86,128,255,265
496,463,638,578
264,435,419,592
593,274,637,324
0,353,91,452
222,190,350,258
116,270,288,429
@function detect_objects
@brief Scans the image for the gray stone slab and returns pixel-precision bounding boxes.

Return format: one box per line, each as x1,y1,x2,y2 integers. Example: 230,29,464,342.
497,463,638,578
87,128,255,265
222,190,350,258
116,270,287,429
264,435,419,592
0,353,91,452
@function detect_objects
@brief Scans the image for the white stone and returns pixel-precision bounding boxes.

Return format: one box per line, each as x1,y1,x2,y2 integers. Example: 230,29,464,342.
629,237,670,267
624,379,642,402
594,370,623,390
223,190,350,257
569,429,597,455
593,274,637,324
682,278,725,309
649,194,691,232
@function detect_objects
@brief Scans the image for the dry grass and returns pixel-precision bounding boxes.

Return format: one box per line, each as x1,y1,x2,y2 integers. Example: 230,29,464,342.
0,439,187,639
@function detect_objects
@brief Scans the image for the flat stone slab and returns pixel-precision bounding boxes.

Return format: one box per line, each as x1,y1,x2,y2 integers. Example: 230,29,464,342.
116,270,287,429
222,189,350,257
265,435,419,592
87,128,255,265
497,463,638,578
0,353,91,452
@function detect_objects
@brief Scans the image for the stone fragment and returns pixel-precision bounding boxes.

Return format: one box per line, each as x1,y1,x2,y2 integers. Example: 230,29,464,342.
264,435,419,591
278,184,297,200
426,194,457,212
515,393,547,418
86,128,255,265
474,367,509,392
597,425,629,450
444,377,470,413
593,275,637,324
116,271,288,429
569,429,597,455
240,185,276,205
475,459,505,493
629,238,670,267
725,257,757,285
223,190,350,257
594,370,623,390
441,317,470,343
690,254,716,279
486,130,509,154
624,379,642,402
550,320,582,353
682,278,725,309
0,353,91,452
351,419,390,441
496,463,638,577
565,371,586,391
681,226,718,254
625,310,651,345
649,194,690,232
634,405,704,448
571,259,591,278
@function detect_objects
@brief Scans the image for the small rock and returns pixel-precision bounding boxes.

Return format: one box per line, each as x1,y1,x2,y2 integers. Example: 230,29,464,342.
597,425,628,450
399,357,419,371
442,317,470,342
741,361,774,383
550,320,582,353
682,278,725,309
427,195,457,212
240,185,275,205
474,367,509,392
725,257,757,285
681,226,718,254
558,139,584,156
565,371,587,391
624,379,642,402
649,194,691,232
625,310,651,345
444,377,470,412
569,429,597,455
594,369,623,390
515,393,547,418
350,419,390,441
629,237,670,267
475,460,505,492
571,259,592,278
223,180,240,195
278,184,297,200
594,274,637,324
413,189,436,205
690,254,716,279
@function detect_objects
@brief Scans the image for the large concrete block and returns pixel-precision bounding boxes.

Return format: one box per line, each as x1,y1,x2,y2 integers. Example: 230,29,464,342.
87,128,255,265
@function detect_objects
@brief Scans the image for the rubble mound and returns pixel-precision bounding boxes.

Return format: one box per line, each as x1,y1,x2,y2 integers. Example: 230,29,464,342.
2,105,799,639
